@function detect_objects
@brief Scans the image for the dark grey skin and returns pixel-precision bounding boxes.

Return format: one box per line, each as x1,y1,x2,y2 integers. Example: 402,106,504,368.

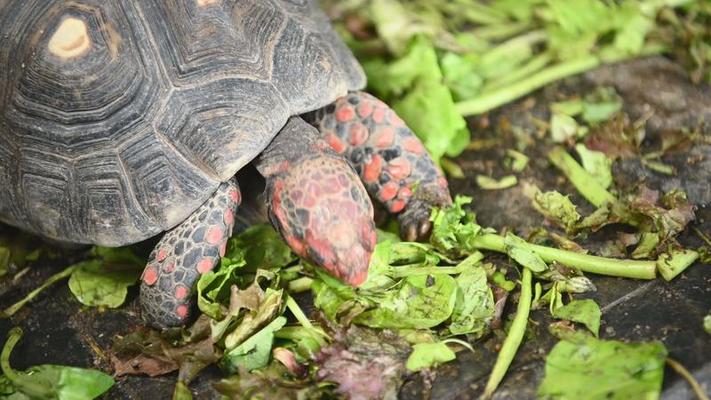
0,0,451,328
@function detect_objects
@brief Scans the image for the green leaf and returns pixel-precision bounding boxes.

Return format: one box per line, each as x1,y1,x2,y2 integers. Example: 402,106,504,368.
504,233,548,272
537,336,667,400
197,257,247,320
405,342,456,372
550,113,584,143
68,260,138,308
552,299,601,337
449,267,495,336
532,190,582,232
580,87,623,124
475,175,518,190
228,224,296,270
575,144,613,189
354,274,458,329
221,316,287,373
1,328,114,400
704,315,711,335
656,249,699,281
430,196,486,256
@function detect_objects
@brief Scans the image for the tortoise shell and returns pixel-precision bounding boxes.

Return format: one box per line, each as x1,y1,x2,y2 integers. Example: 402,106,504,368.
0,0,365,246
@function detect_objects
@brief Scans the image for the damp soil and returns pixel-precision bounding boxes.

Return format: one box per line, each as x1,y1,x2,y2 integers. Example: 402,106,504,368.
1,56,710,399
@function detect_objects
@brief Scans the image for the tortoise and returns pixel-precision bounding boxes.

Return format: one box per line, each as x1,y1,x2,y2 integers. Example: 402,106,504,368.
0,0,452,328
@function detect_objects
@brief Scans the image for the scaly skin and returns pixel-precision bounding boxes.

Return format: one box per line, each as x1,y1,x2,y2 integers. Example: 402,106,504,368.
140,179,240,328
257,118,376,286
308,92,452,241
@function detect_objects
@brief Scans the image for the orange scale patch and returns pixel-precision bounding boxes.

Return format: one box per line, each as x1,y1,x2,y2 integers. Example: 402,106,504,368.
336,106,355,122
372,127,395,148
363,155,383,183
175,286,189,300
142,265,158,286
206,226,224,245
349,123,368,146
176,305,189,319
372,107,385,124
229,189,241,204
402,138,425,154
389,199,406,213
156,248,168,262
398,186,413,198
197,258,214,274
325,133,346,153
387,157,411,180
357,101,373,118
379,182,399,202
224,208,234,226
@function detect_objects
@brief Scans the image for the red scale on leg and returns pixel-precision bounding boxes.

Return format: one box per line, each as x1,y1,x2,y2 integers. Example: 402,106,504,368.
357,100,373,118
402,137,425,154
176,305,189,319
379,181,399,202
206,226,224,245
372,126,395,148
219,240,227,257
372,107,385,124
325,132,346,153
389,199,406,213
349,123,368,146
175,285,189,300
197,258,214,274
335,105,355,123
224,208,234,226
142,265,158,286
156,248,168,262
387,157,412,180
162,262,175,274
363,154,383,183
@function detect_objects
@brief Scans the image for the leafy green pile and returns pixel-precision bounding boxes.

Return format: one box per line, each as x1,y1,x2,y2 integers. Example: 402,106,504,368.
321,0,704,163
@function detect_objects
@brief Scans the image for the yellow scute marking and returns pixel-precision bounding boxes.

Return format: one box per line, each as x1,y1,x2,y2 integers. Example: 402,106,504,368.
48,17,91,59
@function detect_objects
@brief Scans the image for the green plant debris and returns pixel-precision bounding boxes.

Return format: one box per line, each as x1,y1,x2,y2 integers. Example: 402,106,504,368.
482,267,532,399
324,0,691,162
656,248,699,281
405,341,456,371
537,335,667,399
552,299,601,337
68,259,140,308
506,149,529,172
548,146,617,208
476,174,518,190
704,315,711,335
1,265,79,318
0,327,114,399
221,316,287,373
575,144,613,189
531,189,582,233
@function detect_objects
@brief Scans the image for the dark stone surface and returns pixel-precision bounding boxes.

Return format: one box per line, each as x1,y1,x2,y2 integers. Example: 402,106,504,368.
1,56,710,399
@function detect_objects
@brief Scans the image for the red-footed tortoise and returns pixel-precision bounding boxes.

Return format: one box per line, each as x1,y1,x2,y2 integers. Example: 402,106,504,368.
0,0,452,328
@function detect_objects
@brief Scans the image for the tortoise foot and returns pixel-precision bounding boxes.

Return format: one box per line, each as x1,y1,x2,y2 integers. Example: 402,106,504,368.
139,179,240,329
309,92,452,241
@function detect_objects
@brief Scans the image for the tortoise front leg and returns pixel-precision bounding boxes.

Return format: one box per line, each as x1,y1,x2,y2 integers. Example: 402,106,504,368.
307,92,452,241
140,179,240,328
255,117,376,286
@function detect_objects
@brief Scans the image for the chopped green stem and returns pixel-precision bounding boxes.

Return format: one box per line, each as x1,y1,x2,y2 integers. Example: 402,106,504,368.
1,328,52,398
482,267,532,399
287,277,313,293
548,146,617,208
470,22,530,41
391,252,484,278
285,294,329,343
481,52,554,93
1,265,79,318
456,56,601,116
666,358,710,400
472,234,657,280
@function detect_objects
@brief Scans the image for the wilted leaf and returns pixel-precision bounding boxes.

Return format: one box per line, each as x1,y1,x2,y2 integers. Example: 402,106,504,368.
406,342,456,371
538,336,667,399
221,316,287,373
449,267,495,336
552,299,601,337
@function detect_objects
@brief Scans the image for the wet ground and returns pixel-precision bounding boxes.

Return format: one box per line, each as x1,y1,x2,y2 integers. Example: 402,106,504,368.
1,56,710,399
